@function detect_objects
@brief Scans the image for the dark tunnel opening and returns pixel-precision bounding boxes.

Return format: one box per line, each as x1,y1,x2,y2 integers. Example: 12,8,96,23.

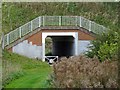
45,36,75,58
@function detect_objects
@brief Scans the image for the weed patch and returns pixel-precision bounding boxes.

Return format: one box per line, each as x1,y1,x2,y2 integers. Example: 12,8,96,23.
48,55,118,88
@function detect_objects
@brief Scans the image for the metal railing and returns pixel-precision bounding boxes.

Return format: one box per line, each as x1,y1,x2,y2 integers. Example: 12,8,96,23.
4,16,108,47
45,56,58,64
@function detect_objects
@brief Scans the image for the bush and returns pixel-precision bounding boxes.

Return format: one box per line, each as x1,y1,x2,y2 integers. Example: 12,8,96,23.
45,37,52,55
48,55,118,88
86,30,119,61
98,41,118,61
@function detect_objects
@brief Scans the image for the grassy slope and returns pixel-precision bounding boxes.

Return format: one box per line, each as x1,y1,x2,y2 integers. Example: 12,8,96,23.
2,2,119,34
5,67,51,88
3,51,52,88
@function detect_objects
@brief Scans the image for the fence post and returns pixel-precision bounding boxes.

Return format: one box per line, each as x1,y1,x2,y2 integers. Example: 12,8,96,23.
59,16,61,26
19,27,22,38
31,21,33,31
80,16,82,27
43,16,45,26
39,16,41,27
76,16,78,26
7,34,9,45
89,20,91,32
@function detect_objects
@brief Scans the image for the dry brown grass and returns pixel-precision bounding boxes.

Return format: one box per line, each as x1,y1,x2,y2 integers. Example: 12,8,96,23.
50,55,118,88
2,59,23,86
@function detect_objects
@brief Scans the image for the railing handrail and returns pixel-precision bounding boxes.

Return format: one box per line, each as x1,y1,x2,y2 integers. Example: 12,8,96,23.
3,16,108,47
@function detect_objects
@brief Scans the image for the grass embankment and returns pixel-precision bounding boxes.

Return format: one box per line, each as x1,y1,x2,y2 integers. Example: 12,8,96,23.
3,50,52,88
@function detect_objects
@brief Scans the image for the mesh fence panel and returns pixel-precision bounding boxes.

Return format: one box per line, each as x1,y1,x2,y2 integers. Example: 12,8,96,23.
9,28,19,43
32,17,39,30
62,16,77,26
91,21,99,34
91,22,105,34
77,16,80,26
97,25,104,34
21,22,31,36
44,16,59,26
81,17,90,30
4,35,8,46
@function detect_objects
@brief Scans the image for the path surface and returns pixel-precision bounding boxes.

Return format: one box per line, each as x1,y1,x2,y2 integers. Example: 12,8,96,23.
5,67,52,88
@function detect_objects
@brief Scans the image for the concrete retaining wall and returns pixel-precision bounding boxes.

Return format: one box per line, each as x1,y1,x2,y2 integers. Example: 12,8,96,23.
78,40,91,55
13,40,42,59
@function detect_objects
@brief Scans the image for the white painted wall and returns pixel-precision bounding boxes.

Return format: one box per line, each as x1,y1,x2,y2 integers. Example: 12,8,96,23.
78,40,91,55
42,32,78,61
13,40,42,59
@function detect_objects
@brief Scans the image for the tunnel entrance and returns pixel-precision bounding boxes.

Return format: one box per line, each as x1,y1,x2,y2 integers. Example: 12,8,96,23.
42,32,78,61
45,36,75,57
45,36,75,63
51,36,75,57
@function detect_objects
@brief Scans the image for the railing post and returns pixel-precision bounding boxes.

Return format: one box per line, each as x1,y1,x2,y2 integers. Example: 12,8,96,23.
31,21,33,31
19,27,22,38
7,34,9,45
76,16,78,26
80,16,82,27
89,21,91,32
43,16,45,26
39,16,41,27
59,16,61,26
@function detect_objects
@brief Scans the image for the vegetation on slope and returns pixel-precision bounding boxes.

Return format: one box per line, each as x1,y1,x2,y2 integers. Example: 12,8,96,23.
2,50,52,88
86,29,119,61
2,2,119,34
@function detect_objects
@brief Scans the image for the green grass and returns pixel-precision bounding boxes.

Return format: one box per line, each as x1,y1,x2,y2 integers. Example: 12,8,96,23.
3,50,52,88
5,67,51,88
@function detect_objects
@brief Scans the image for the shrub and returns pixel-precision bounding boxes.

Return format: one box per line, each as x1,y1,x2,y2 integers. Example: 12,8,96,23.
86,30,119,61
45,37,52,55
48,55,118,88
98,41,118,61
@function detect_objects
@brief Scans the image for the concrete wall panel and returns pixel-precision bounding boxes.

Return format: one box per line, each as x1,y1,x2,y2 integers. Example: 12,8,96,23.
13,40,42,59
78,40,92,55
